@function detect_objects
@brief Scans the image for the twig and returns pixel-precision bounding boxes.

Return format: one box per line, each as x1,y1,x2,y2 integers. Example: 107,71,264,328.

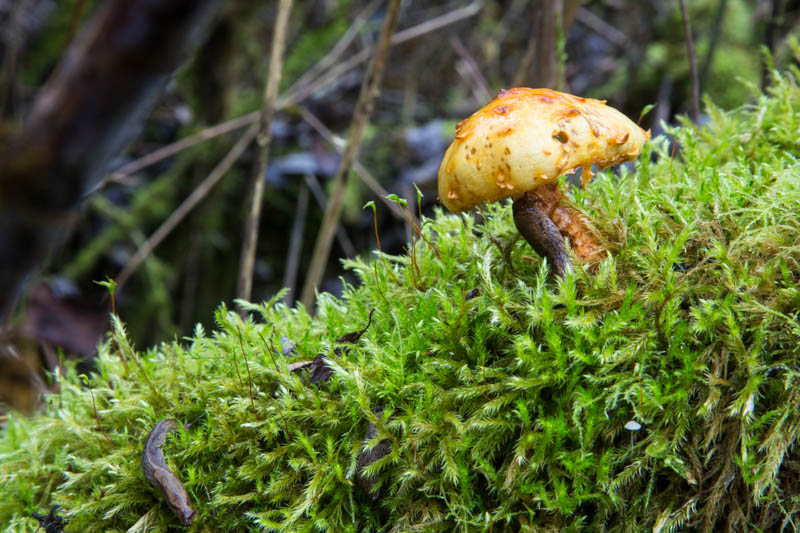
280,1,481,109
366,203,391,306
93,1,482,193
699,0,728,92
303,174,356,257
678,0,700,123
575,7,629,48
88,384,115,448
282,180,310,304
449,35,491,101
257,332,291,436
296,105,411,224
115,124,258,289
284,0,381,97
237,0,294,306
87,112,259,197
513,2,559,88
258,332,283,375
763,0,781,90
236,327,256,412
300,0,403,310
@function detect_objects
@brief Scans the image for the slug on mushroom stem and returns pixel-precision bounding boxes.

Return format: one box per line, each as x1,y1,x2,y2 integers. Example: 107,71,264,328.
438,88,649,277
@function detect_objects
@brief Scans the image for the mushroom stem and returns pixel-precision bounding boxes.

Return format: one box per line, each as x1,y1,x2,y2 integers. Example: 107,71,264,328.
513,192,571,277
512,183,606,276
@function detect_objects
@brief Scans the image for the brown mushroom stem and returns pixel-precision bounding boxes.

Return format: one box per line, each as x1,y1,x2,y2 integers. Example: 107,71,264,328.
512,183,605,276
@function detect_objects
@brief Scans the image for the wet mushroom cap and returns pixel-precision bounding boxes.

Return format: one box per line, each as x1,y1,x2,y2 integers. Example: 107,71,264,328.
437,88,650,212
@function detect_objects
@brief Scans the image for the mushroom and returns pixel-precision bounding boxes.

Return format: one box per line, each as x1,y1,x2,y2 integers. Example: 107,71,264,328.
438,88,649,276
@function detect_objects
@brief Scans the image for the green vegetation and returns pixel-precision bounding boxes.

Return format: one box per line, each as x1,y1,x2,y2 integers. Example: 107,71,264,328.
2,73,800,532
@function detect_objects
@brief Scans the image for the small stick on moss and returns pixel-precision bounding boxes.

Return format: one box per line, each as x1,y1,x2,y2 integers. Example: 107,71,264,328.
257,331,283,375
300,0,403,310
229,335,244,389
236,0,294,308
408,436,425,469
236,327,256,412
470,372,493,404
335,309,374,344
453,286,468,334
96,279,129,373
257,332,293,436
411,184,441,260
678,0,700,123
364,202,391,306
87,382,115,448
407,204,422,289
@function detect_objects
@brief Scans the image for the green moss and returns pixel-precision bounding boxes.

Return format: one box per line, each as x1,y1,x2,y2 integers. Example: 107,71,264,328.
3,74,800,532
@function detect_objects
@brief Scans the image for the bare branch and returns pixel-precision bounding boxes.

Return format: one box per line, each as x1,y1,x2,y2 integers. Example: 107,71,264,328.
236,0,294,306
300,0,403,311
93,1,482,193
449,35,492,102
282,180,310,304
116,125,258,289
678,0,700,122
575,7,629,48
295,105,411,224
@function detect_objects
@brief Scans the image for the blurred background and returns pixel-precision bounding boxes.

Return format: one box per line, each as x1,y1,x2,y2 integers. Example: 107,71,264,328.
0,0,798,414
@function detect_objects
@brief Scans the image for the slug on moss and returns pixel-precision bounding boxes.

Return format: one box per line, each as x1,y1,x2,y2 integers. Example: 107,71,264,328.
141,419,196,526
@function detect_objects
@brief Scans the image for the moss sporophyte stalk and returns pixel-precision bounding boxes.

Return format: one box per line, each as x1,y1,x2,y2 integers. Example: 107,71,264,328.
3,73,800,531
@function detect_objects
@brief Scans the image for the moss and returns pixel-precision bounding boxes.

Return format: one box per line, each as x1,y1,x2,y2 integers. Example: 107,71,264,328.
3,73,800,532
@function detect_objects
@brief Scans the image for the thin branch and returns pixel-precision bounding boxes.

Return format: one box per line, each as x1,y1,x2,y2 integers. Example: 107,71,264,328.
282,180,310,304
281,1,480,109
449,35,492,102
513,1,560,88
575,7,629,48
256,332,291,436
94,1,482,191
284,0,381,97
678,0,700,123
304,174,356,257
87,112,259,197
87,384,115,448
115,125,258,289
699,0,728,92
296,105,412,224
237,0,294,306
299,0,403,311
236,327,256,412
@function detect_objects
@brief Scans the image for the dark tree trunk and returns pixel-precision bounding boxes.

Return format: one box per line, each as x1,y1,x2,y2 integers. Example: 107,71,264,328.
0,0,221,319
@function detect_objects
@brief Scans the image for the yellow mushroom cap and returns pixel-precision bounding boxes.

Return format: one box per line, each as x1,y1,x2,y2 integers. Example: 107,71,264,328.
437,88,650,212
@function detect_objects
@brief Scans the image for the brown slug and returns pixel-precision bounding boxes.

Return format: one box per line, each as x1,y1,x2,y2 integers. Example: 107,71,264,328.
141,419,196,526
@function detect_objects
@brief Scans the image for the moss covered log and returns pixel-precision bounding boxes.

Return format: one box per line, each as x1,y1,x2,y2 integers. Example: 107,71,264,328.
2,74,800,531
